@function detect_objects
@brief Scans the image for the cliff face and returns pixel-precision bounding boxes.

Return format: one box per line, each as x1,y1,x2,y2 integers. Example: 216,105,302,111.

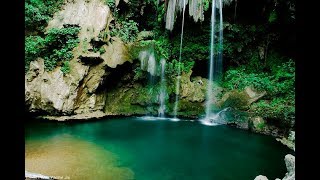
25,0,294,142
25,0,214,119
25,0,132,116
24,0,262,121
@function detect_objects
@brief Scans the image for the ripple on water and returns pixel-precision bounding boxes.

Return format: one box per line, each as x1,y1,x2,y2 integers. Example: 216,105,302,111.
25,134,134,180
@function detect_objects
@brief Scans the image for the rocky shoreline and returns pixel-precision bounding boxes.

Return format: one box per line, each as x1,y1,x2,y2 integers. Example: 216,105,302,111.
254,154,295,180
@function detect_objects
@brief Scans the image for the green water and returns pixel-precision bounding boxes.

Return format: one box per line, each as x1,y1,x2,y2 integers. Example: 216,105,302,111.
25,117,292,180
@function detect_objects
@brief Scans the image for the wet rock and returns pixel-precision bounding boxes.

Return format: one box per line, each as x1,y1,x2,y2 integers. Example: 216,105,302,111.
40,110,107,121
283,154,295,180
218,87,266,110
254,175,268,180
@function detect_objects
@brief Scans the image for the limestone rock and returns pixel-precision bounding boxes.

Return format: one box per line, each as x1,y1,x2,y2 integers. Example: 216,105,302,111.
218,87,266,110
254,175,268,180
25,58,89,115
180,71,221,103
79,53,104,65
40,110,107,121
26,0,133,116
283,154,295,180
47,0,112,41
254,154,295,180
101,37,132,68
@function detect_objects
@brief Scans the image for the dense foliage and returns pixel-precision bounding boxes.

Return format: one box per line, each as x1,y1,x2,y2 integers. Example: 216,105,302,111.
25,26,81,73
223,60,295,125
25,0,64,33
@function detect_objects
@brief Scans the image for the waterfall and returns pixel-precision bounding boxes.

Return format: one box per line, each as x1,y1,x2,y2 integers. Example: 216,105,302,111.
166,0,206,31
158,58,167,117
173,0,187,119
139,50,157,117
139,50,157,76
165,0,177,31
204,0,223,123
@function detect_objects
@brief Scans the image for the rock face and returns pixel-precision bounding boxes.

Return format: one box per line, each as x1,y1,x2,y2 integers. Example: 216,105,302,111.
46,0,112,41
25,0,270,121
248,116,286,137
218,87,266,110
276,131,295,151
25,58,89,115
25,0,131,117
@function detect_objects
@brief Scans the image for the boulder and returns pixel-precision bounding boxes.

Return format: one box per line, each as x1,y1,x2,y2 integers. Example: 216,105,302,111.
218,87,266,110
283,154,295,180
254,175,268,180
180,71,222,103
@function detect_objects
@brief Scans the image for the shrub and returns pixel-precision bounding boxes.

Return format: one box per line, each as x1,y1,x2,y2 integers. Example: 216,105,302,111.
25,26,81,72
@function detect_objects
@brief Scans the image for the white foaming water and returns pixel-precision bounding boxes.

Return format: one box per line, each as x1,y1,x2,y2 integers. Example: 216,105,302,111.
200,107,230,126
136,116,190,122
147,54,156,76
138,50,157,76
158,59,167,117
138,116,158,121
169,117,180,122
139,50,148,69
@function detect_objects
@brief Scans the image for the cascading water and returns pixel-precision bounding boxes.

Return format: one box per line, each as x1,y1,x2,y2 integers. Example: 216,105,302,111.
203,0,224,124
158,58,167,117
173,0,187,120
139,50,157,118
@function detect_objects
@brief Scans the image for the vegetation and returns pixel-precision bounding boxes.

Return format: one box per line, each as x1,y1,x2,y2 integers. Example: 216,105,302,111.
25,0,295,131
110,19,139,43
25,26,81,72
25,0,64,33
223,60,295,126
